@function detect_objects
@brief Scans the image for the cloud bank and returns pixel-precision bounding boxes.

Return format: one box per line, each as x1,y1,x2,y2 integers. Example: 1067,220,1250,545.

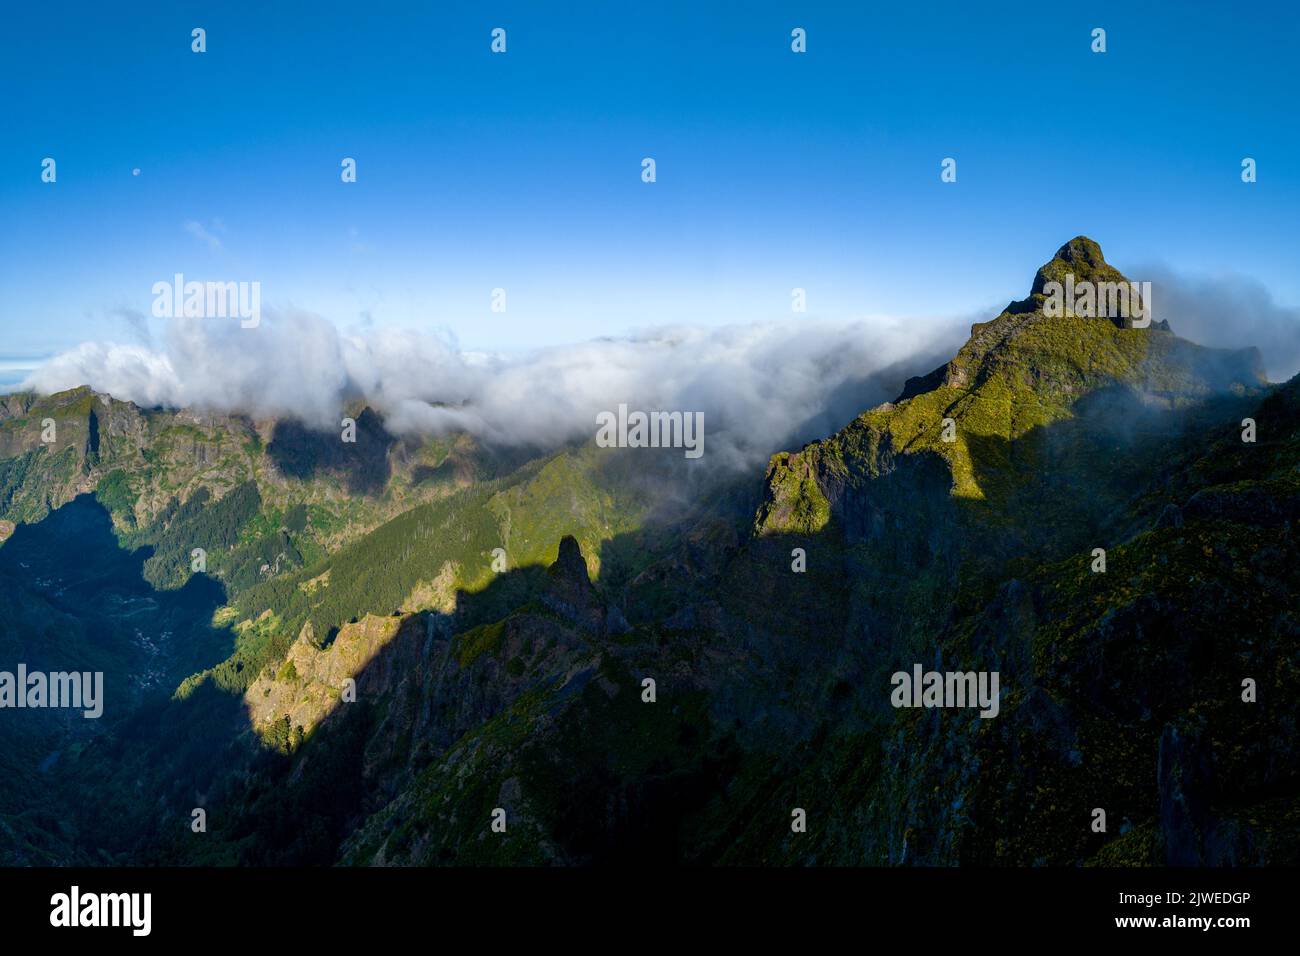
1146,267,1300,382
28,268,1292,471
24,311,965,471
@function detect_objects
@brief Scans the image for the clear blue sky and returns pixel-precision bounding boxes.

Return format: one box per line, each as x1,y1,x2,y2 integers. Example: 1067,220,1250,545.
1,0,1296,362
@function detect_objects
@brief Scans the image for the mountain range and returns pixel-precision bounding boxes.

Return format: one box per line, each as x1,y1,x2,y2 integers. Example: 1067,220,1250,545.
1,237,1296,866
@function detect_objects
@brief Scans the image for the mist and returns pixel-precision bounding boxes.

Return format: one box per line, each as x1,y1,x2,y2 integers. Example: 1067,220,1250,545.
24,311,968,472
1145,266,1300,382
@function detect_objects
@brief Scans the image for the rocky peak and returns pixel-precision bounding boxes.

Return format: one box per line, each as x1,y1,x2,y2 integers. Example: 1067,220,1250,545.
1032,235,1124,292
548,535,591,591
1006,235,1166,330
898,237,1178,402
544,535,612,634
1050,235,1106,268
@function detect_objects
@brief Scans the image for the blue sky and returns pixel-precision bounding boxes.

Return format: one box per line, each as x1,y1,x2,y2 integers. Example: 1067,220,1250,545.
1,0,1296,368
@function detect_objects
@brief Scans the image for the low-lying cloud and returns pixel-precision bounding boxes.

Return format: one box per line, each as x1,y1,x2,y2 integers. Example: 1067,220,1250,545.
28,266,1291,471
24,310,966,471
1146,267,1300,382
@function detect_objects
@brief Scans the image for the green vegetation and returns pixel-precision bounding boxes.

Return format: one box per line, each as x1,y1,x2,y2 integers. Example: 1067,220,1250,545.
132,481,263,588
232,446,650,647
94,469,137,516
455,619,506,667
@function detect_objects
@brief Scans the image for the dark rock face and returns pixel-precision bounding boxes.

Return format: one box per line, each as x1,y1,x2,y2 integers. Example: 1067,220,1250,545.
894,363,948,403
1154,502,1184,530
86,406,100,460
549,534,591,589
544,535,609,634
1159,721,1213,865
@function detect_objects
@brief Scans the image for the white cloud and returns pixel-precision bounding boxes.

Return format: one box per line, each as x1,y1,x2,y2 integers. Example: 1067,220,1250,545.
23,310,965,471
27,265,1294,471
1143,266,1300,382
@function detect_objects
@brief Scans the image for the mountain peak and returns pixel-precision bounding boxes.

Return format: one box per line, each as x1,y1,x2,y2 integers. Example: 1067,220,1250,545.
895,237,1177,402
1024,235,1131,302
547,535,593,597
1052,235,1107,269
543,534,609,633
994,236,1170,332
